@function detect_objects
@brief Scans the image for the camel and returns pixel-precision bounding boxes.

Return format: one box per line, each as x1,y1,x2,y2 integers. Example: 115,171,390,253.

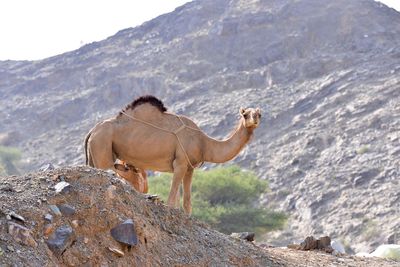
84,132,148,194
84,95,261,215
113,159,148,193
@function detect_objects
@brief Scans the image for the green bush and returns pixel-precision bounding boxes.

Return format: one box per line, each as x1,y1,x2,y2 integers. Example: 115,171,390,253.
0,146,22,175
148,165,287,235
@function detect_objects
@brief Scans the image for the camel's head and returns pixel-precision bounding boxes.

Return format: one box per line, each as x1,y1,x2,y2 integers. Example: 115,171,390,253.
240,107,261,129
114,162,148,193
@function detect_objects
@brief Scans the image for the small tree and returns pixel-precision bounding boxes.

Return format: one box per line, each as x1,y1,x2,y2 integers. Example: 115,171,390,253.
0,146,22,175
148,165,286,235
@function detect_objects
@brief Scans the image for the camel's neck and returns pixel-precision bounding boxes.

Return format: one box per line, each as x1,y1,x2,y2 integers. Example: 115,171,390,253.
203,119,254,163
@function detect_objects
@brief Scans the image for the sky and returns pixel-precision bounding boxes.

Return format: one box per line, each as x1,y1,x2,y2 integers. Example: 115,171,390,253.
0,0,399,61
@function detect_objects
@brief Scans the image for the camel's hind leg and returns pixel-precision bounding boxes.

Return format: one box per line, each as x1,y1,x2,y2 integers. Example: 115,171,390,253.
87,130,115,170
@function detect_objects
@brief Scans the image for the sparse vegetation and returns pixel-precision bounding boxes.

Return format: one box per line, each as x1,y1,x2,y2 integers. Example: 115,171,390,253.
361,219,379,241
357,145,370,155
148,165,287,235
0,146,22,175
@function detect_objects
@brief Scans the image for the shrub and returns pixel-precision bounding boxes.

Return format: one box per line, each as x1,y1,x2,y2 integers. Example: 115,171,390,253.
357,145,370,155
0,146,22,175
148,165,287,235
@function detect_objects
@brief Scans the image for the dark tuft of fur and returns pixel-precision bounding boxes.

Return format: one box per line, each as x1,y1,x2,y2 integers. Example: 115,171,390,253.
119,95,167,115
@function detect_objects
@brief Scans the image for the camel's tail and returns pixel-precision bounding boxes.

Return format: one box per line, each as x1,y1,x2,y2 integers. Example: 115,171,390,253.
84,130,91,165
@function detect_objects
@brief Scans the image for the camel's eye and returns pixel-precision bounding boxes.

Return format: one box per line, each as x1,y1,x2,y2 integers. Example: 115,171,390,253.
243,113,249,119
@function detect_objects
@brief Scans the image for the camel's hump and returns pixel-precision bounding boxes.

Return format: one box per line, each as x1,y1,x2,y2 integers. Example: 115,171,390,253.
120,95,167,114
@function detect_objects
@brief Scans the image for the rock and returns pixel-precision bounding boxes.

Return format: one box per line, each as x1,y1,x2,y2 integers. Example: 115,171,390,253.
57,204,76,217
356,252,373,257
49,205,62,216
287,244,301,250
7,245,15,252
108,247,125,257
43,224,54,236
54,181,71,193
46,225,74,257
8,221,37,247
9,211,26,223
144,194,162,204
300,236,317,250
317,236,331,249
44,213,53,222
230,232,255,242
387,233,398,244
110,219,138,246
71,220,79,228
39,163,55,172
331,240,345,254
290,236,333,253
105,185,117,204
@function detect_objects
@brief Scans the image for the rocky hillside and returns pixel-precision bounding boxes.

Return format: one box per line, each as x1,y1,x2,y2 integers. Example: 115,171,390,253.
0,0,399,253
1,167,398,266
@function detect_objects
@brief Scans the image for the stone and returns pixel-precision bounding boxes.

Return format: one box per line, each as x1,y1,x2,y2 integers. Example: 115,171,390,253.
317,236,331,249
71,220,79,228
387,233,398,244
9,211,26,223
331,240,346,254
39,163,55,172
58,204,76,217
144,194,162,204
49,205,62,216
8,221,37,247
291,236,334,252
43,224,54,236
105,185,117,204
44,213,53,222
108,247,125,257
230,232,255,242
110,219,138,246
54,181,71,193
46,225,74,257
300,236,317,250
287,244,301,249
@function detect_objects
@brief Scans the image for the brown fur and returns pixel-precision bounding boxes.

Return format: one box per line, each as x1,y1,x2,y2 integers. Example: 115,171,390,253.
119,95,167,116
84,96,261,215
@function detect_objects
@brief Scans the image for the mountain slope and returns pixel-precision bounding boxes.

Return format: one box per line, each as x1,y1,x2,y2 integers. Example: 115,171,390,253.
1,0,399,253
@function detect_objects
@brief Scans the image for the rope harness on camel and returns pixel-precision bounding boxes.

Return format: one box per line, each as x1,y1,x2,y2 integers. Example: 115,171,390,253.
120,110,202,169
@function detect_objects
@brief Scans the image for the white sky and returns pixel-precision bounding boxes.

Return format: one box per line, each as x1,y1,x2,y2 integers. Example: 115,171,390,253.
0,0,399,61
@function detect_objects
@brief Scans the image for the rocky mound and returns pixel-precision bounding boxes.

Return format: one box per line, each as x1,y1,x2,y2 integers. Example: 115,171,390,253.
1,0,400,254
0,167,398,266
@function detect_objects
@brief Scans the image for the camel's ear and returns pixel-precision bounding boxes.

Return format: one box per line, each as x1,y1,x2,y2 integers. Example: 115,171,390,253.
256,108,261,114
239,107,246,115
114,163,129,172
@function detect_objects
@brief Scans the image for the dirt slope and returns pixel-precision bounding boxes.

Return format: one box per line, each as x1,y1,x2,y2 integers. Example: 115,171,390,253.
0,167,398,266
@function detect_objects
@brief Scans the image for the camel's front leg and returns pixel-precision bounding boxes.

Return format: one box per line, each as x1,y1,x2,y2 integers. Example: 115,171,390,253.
182,168,194,215
167,161,187,208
